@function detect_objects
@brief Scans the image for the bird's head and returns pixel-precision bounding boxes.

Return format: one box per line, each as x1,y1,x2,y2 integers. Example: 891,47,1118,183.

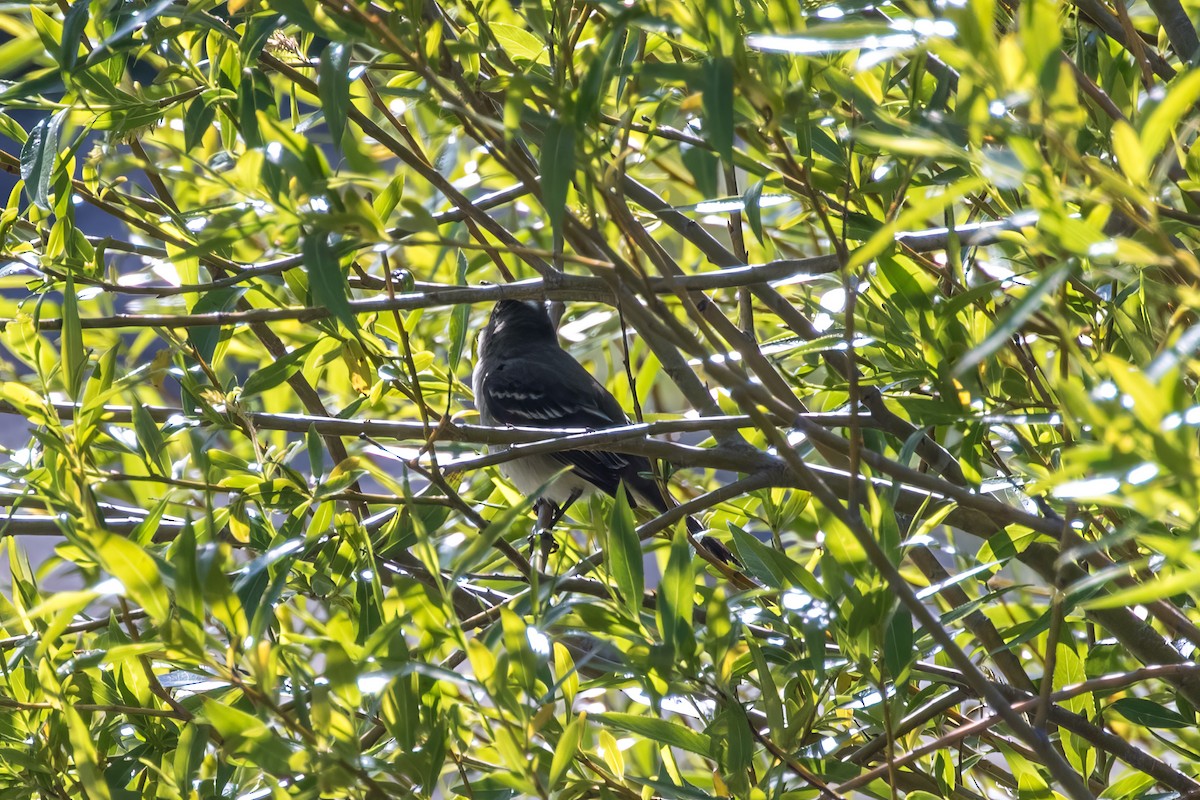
479,299,557,356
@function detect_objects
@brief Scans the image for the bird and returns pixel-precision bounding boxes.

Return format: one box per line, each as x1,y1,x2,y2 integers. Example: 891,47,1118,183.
472,298,738,565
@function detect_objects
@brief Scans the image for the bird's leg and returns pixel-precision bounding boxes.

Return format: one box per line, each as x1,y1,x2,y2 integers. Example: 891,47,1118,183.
546,487,583,530
528,489,583,563
530,499,558,559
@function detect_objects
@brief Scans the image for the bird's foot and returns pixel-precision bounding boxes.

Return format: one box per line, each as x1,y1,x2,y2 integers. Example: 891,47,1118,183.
529,499,562,558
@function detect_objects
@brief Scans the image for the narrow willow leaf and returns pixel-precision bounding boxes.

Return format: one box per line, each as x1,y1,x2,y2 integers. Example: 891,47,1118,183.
883,607,914,678
1111,120,1147,186
657,530,694,658
1111,698,1191,729
173,724,209,796
304,232,358,332
577,27,622,123
65,706,111,800
539,119,574,246
549,712,585,786
20,110,65,210
747,639,784,733
607,486,644,619
951,261,1071,378
1081,567,1200,610
59,0,90,71
92,533,170,624
184,96,216,153
1100,773,1156,800
681,144,719,198
0,72,62,104
720,704,753,788
188,287,244,363
747,21,948,54
596,713,710,755
1052,644,1088,715
307,423,324,480
84,0,177,66
130,395,168,474
61,272,84,399
702,57,734,163
743,177,765,244
447,250,470,374
238,72,263,149
1141,70,1200,159
319,42,352,148
242,341,317,398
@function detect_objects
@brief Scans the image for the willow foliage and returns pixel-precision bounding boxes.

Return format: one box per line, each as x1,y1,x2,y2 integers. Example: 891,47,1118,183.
0,0,1197,797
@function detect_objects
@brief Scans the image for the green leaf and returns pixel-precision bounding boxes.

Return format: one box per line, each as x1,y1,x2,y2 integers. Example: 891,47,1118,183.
539,119,575,247
451,489,536,582
0,71,62,104
1081,567,1200,609
1141,70,1200,160
883,607,914,678
65,706,112,799
20,110,66,210
238,72,263,149
131,396,168,474
173,723,209,796
447,250,470,375
242,341,317,398
746,638,784,734
951,261,1072,378
729,524,823,596
550,712,585,786
596,713,710,755
577,26,622,123
304,231,358,332
59,0,90,71
500,608,538,690
202,698,298,770
188,287,244,362
0,36,42,79
318,42,352,149
716,704,752,791
702,57,734,164
1099,772,1155,800
657,530,694,659
184,95,216,153
374,173,404,220
681,142,719,198
0,113,28,146
307,423,324,480
743,178,765,244
1053,644,1088,716
61,272,85,399
1111,698,1191,729
92,533,170,625
607,486,644,619
1111,121,1146,186
84,0,177,66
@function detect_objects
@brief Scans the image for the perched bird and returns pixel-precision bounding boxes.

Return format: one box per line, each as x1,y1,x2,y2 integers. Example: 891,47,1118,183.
472,299,738,565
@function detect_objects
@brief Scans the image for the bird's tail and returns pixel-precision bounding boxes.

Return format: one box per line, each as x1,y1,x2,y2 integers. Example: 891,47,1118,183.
629,474,740,566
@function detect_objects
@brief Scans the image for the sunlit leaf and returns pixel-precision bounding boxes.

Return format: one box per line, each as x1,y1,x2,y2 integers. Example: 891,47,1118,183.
318,42,352,149
607,485,643,619
20,109,65,210
539,118,574,246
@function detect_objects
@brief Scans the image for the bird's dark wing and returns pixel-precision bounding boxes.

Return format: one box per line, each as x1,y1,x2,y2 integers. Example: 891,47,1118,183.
480,348,648,498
